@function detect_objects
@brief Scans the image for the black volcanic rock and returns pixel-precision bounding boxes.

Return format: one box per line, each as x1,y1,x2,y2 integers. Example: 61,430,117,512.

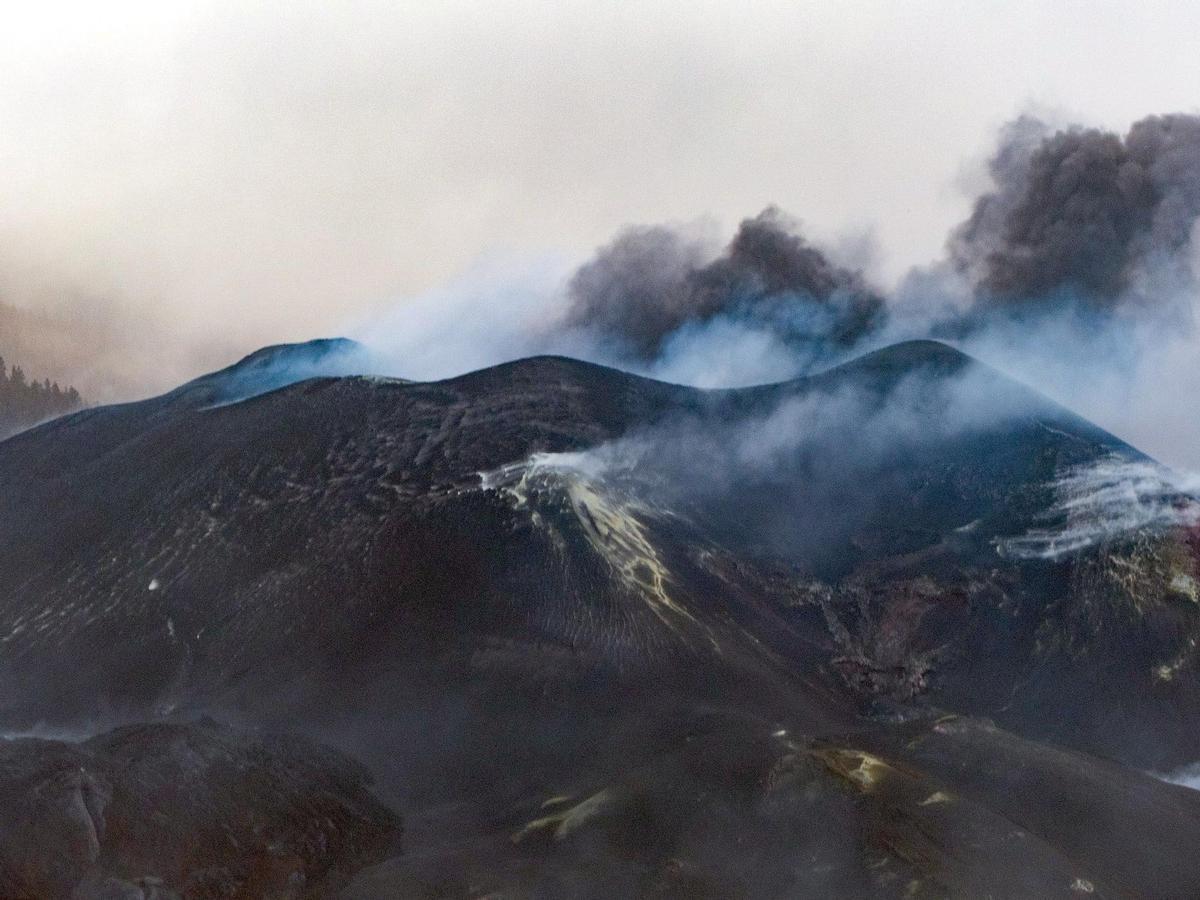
2,339,1200,896
0,719,400,899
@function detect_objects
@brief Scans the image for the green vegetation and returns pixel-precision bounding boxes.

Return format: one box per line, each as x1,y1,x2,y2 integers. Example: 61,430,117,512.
0,354,81,437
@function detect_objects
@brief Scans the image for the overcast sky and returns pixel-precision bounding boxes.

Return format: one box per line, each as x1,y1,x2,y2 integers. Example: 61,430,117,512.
2,0,1200,396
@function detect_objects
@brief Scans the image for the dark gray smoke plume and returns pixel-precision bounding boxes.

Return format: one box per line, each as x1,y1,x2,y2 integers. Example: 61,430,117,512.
951,114,1200,310
307,109,1200,466
565,207,885,362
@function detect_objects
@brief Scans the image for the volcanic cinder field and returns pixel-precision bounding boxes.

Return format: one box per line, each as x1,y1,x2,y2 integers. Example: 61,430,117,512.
2,337,1200,898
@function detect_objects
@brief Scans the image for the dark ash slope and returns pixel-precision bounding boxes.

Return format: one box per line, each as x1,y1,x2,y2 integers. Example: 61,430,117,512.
1,339,1199,897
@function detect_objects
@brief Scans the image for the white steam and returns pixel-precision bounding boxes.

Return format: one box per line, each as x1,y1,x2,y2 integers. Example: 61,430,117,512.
349,254,855,389
1001,458,1200,560
495,360,1040,514
1163,764,1200,791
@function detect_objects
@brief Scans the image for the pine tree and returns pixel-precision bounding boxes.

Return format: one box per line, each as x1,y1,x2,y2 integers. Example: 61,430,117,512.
0,356,84,439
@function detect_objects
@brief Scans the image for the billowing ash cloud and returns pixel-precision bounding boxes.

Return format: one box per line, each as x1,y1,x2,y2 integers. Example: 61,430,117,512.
565,207,886,364
950,114,1200,311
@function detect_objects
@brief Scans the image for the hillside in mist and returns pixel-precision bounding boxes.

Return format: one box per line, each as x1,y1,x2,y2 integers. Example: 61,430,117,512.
0,351,82,439
1,338,1199,898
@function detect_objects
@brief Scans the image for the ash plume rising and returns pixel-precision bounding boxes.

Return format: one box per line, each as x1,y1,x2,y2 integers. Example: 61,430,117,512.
949,113,1200,314
565,207,886,367
890,111,1200,469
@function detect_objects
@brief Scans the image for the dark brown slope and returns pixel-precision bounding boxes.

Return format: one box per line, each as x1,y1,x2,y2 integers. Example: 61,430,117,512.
0,719,400,899
0,340,1199,897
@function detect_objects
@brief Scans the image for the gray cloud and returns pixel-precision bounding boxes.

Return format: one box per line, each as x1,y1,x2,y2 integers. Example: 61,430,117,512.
6,3,1200,478
565,207,885,366
8,3,1200,401
950,114,1200,312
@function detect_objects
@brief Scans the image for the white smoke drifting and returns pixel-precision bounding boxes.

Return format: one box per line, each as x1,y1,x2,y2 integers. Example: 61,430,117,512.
1001,458,1200,560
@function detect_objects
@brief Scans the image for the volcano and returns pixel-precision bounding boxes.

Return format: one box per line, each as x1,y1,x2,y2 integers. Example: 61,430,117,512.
2,339,1200,898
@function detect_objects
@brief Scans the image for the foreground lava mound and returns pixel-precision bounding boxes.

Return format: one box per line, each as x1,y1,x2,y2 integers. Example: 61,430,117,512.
1,339,1200,897
0,720,399,898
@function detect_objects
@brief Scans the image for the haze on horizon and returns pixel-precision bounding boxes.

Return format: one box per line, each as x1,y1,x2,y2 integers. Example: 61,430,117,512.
2,0,1200,462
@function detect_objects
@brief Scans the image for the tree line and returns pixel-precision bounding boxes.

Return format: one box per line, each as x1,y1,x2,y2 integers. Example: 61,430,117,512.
0,355,83,438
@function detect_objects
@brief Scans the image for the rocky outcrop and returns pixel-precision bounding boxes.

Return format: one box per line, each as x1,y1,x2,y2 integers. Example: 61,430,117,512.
0,720,400,899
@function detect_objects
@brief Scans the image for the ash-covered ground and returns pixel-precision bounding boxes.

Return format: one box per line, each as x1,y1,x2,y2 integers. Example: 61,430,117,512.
1,339,1200,898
